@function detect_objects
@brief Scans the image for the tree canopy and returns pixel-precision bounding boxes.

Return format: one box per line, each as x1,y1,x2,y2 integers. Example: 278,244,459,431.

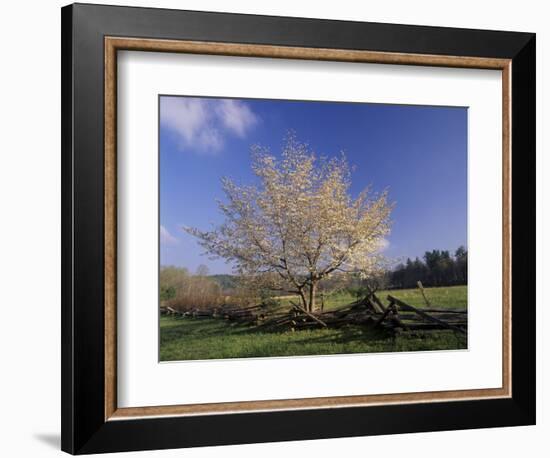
185,135,393,311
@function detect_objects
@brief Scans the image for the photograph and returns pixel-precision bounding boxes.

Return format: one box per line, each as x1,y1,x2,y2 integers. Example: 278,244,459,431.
53,3,537,454
159,95,469,361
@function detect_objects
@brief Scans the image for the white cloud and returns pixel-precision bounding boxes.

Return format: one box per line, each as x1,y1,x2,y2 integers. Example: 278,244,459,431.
160,97,258,153
215,99,258,137
160,225,179,245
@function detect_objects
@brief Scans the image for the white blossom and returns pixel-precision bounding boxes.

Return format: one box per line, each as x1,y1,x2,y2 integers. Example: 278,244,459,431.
185,134,393,311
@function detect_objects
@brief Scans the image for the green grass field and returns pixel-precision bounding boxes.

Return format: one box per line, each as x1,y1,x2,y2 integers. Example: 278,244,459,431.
160,285,467,361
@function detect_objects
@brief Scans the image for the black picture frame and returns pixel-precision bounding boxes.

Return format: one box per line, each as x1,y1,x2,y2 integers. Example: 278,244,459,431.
61,3,535,454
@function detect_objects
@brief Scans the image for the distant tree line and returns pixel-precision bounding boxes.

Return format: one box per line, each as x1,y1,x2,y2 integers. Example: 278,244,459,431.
390,246,467,289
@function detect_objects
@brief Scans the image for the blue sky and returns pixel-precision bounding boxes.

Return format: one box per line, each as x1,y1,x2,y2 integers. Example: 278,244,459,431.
160,95,467,274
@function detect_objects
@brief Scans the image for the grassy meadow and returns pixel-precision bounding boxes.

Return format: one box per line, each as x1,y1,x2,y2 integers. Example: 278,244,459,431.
160,285,467,361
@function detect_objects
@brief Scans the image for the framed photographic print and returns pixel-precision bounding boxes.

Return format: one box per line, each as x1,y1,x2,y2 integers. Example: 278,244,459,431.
61,3,536,454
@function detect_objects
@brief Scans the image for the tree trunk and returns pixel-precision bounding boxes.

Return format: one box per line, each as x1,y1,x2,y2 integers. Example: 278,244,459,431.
308,281,317,312
298,289,307,310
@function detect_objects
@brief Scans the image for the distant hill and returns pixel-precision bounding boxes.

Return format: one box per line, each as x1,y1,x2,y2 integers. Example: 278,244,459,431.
209,274,239,291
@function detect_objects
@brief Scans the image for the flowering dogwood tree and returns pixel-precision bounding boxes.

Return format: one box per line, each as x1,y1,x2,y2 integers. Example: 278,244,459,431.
185,136,393,312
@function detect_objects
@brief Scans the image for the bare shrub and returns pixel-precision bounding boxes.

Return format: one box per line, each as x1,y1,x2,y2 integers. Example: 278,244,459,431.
161,266,256,312
166,276,224,311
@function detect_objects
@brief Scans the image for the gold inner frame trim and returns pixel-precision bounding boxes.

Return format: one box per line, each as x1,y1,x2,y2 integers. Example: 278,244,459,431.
104,36,512,421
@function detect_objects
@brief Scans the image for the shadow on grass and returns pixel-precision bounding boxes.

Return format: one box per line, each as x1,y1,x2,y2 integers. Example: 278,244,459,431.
161,316,389,344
